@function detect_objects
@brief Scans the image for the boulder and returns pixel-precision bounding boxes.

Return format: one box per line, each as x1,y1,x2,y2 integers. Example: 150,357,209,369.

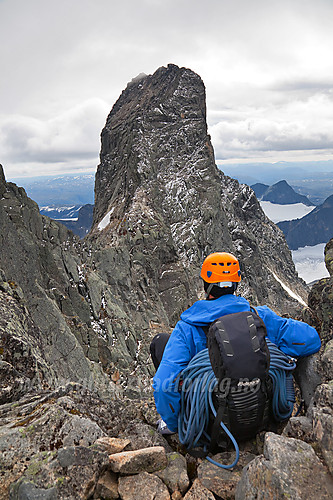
235,432,333,499
322,339,333,382
293,353,323,408
9,480,57,500
197,451,256,499
109,446,168,474
118,420,173,452
94,436,131,454
94,470,119,500
307,382,333,475
8,446,109,500
325,238,333,276
155,452,190,495
282,415,313,442
118,472,170,500
307,238,333,347
183,478,215,499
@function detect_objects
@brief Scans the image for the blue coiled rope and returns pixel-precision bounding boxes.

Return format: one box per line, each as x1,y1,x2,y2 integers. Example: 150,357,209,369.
266,339,297,421
177,349,239,469
177,342,297,469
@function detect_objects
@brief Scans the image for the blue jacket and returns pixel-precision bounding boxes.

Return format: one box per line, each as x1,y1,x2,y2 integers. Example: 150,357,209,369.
152,294,321,431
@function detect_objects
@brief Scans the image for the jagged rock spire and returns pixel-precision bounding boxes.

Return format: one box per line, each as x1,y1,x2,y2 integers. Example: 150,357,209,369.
91,64,308,315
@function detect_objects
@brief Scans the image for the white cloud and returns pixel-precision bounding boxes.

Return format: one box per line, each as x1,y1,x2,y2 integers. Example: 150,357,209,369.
210,93,333,160
0,98,109,167
1,0,333,176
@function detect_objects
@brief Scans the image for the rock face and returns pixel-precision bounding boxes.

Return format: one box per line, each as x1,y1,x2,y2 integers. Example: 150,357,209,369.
235,432,333,499
278,194,333,249
92,63,308,317
0,167,158,408
305,238,333,346
0,175,124,399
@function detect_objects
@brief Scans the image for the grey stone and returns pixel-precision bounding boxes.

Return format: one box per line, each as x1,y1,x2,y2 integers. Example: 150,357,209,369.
282,415,313,442
294,353,323,408
322,340,333,382
61,414,105,447
9,479,57,500
155,452,190,495
118,472,170,500
308,382,333,475
94,470,119,500
56,445,108,468
183,479,215,500
307,242,333,347
324,238,333,275
197,451,256,499
235,432,333,499
119,420,173,452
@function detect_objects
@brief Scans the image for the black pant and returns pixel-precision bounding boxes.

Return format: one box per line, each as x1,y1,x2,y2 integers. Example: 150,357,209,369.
150,333,170,370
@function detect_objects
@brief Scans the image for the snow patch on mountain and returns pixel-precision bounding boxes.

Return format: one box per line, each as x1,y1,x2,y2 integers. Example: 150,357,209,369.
98,207,115,231
269,269,307,306
260,201,315,223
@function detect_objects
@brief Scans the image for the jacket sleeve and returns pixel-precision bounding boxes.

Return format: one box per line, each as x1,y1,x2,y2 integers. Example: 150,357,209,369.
152,321,193,432
256,305,321,357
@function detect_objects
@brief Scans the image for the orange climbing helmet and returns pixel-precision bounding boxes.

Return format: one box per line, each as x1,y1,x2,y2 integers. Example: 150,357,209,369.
200,252,241,284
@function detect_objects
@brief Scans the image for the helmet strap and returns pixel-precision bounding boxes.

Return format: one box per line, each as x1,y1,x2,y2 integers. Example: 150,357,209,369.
205,283,214,299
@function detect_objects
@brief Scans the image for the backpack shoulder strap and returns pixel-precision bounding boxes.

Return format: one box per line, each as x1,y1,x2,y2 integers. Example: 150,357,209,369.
201,324,211,336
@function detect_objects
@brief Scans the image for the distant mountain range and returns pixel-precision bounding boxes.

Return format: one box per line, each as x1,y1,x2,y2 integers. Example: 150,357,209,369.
220,162,333,205
10,174,95,238
40,205,82,220
10,173,95,206
277,195,333,250
251,180,332,250
251,180,314,206
11,173,332,249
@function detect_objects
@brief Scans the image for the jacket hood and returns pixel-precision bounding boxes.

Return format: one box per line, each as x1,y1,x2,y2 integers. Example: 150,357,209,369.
180,294,250,326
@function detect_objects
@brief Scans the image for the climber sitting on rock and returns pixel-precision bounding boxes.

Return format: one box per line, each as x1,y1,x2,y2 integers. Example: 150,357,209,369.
151,252,321,438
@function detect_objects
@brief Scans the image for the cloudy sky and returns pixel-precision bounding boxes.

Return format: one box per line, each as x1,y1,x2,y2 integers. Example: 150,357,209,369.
1,0,333,179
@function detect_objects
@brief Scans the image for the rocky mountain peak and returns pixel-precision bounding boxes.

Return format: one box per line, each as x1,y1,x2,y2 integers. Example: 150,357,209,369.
93,64,208,228
91,64,308,316
252,179,313,206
